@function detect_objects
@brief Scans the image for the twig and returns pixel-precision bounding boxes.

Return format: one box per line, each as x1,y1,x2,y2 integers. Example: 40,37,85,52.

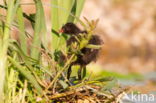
49,87,86,99
45,54,75,92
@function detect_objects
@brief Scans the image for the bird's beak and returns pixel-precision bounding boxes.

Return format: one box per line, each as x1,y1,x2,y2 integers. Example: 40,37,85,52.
58,29,64,34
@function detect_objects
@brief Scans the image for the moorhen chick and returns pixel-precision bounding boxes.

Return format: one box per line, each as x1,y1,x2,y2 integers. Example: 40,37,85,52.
59,23,103,79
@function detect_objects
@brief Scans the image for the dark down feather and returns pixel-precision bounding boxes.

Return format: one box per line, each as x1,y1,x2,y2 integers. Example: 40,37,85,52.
60,23,103,79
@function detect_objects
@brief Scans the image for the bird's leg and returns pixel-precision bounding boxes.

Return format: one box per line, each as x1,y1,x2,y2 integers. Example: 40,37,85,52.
82,66,86,79
78,65,86,80
78,67,82,80
67,65,72,79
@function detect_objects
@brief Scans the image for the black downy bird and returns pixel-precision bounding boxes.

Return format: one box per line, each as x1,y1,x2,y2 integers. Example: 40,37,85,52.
59,23,103,79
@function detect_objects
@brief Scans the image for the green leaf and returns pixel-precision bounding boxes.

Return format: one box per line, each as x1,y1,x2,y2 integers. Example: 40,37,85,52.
102,79,118,91
0,0,20,101
58,80,68,89
51,0,59,53
0,21,3,49
51,0,75,52
74,0,86,23
8,56,43,95
58,0,75,26
31,0,47,59
86,44,102,49
17,6,27,54
67,1,76,22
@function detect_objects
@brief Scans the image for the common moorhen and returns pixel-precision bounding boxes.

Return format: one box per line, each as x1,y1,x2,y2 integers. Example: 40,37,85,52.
60,23,103,79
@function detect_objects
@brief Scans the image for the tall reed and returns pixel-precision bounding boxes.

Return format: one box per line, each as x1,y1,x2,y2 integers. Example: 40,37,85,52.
0,0,20,101
0,0,86,102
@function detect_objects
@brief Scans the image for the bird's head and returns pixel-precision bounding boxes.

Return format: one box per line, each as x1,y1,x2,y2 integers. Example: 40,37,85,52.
59,23,81,35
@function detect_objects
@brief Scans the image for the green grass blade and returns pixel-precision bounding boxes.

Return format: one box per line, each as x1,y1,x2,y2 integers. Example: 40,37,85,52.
58,0,75,50
31,0,47,59
58,0,75,25
67,1,76,22
0,0,20,101
68,0,86,23
4,68,19,103
51,0,75,52
17,6,27,54
0,21,3,48
51,0,59,52
8,56,43,95
51,0,59,31
74,0,86,23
